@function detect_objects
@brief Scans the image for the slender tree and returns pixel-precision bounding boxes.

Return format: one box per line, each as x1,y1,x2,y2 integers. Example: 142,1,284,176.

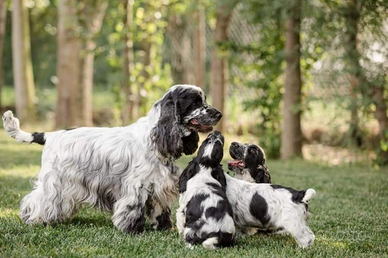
344,0,363,147
194,6,206,89
281,0,303,159
211,0,237,132
12,0,36,123
0,0,7,109
121,0,135,124
56,0,81,128
342,0,388,164
56,0,107,128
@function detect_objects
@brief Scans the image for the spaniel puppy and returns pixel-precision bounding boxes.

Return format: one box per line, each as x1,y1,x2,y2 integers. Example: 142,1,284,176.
227,142,271,184
224,172,316,248
177,131,236,250
2,85,222,233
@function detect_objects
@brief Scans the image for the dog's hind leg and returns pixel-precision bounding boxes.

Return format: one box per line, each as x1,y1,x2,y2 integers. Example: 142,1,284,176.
20,169,77,225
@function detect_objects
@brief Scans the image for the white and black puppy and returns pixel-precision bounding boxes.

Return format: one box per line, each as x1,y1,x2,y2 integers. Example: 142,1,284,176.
225,144,316,248
227,142,271,183
2,85,222,234
177,131,236,250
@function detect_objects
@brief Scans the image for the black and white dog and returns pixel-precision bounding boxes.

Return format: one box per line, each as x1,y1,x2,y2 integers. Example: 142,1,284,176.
225,144,316,248
2,85,222,233
227,142,271,183
177,131,236,250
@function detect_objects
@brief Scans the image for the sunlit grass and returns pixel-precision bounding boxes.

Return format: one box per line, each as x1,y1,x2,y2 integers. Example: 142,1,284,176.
0,129,387,257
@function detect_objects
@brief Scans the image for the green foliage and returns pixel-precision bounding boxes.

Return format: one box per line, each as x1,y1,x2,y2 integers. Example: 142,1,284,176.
227,1,286,158
1,132,388,257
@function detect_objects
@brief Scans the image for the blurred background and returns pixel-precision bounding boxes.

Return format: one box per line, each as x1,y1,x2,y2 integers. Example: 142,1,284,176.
0,0,387,166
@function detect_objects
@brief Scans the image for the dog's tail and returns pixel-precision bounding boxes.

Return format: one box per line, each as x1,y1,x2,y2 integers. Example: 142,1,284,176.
2,110,46,145
302,189,316,203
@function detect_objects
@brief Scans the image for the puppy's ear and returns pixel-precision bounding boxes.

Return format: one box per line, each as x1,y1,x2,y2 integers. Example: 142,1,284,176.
151,93,184,159
179,159,199,193
252,165,271,183
211,165,227,192
182,132,199,155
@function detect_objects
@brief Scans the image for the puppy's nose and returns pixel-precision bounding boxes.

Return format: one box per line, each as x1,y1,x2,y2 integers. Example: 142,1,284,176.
216,111,222,119
231,142,238,147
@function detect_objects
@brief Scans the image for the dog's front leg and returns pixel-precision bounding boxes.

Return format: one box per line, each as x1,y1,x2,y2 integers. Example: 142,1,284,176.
112,182,149,234
147,198,173,231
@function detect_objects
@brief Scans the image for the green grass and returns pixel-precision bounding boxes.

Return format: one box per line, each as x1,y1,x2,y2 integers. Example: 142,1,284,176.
0,130,387,257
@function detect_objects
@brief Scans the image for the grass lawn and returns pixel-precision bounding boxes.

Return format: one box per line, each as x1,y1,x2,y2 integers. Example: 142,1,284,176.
0,130,387,257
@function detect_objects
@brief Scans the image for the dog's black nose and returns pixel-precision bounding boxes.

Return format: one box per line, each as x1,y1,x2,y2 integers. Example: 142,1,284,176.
216,111,222,119
231,142,238,147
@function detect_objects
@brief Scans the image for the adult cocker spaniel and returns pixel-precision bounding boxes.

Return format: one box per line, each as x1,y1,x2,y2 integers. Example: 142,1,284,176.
2,85,222,233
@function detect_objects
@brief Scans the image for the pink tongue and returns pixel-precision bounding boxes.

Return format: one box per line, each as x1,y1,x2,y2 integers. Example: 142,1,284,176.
191,119,199,125
227,160,244,166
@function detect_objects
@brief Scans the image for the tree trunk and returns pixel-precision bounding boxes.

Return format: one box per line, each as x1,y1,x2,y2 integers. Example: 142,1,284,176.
79,1,107,126
56,0,81,128
371,85,388,165
344,0,362,147
194,6,206,89
348,77,362,146
133,40,150,120
0,0,7,109
12,0,36,123
122,0,134,124
210,0,236,132
281,0,303,159
56,0,107,128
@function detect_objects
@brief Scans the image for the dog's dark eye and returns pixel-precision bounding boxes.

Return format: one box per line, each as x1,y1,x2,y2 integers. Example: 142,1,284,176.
248,147,258,154
194,95,202,104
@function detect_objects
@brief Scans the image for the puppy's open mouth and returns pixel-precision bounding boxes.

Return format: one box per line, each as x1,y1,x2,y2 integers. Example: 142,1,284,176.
227,159,246,169
187,119,213,133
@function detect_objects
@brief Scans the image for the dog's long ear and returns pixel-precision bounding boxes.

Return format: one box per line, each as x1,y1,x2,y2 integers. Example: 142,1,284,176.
252,165,272,183
211,165,227,192
182,132,199,155
179,159,199,193
151,93,184,159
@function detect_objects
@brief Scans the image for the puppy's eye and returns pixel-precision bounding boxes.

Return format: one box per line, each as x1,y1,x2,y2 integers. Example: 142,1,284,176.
194,95,202,104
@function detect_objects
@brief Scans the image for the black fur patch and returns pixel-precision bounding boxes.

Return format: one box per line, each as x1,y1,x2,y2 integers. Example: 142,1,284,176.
179,159,200,193
185,194,209,227
205,199,233,221
211,165,227,191
250,165,271,183
182,132,199,155
32,132,45,145
250,193,270,225
271,185,306,203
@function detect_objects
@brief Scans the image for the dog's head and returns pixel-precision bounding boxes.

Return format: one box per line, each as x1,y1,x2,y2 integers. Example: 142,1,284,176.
179,131,226,193
151,85,222,160
227,142,271,183
197,131,224,168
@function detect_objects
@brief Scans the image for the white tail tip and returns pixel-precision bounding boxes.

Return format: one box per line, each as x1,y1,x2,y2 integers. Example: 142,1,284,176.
2,110,33,143
302,189,316,203
202,237,218,250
